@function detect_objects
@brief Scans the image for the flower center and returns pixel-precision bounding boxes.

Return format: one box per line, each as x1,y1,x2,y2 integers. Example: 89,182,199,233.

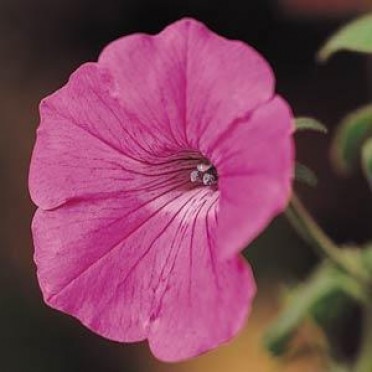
190,162,218,187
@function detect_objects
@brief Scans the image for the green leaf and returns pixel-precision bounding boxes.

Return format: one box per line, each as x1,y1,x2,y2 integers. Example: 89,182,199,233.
362,138,372,188
295,117,328,134
264,262,367,356
318,13,372,62
331,104,372,174
310,263,367,324
295,162,318,187
312,288,361,364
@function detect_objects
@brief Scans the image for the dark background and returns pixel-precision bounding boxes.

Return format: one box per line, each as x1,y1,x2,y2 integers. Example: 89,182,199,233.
1,0,371,371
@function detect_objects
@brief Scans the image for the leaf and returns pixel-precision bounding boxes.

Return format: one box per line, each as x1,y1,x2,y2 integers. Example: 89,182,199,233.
362,138,372,188
310,263,367,324
331,105,372,174
295,117,328,134
264,262,367,356
295,162,318,187
318,13,372,62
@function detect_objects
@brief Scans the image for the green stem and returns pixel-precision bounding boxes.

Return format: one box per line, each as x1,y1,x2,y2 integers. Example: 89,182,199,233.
286,193,368,284
355,303,372,372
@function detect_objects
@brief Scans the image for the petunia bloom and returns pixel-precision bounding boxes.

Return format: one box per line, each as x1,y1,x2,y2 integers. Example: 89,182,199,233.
29,18,294,362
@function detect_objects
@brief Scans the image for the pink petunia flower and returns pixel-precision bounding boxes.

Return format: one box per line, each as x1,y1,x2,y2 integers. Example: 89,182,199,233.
29,18,294,362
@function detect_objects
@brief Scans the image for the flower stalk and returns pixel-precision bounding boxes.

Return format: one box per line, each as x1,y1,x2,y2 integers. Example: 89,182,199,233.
286,193,369,286
286,193,372,370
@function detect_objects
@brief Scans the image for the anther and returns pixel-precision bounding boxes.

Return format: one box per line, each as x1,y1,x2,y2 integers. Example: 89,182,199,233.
190,162,218,186
202,172,216,186
190,170,203,183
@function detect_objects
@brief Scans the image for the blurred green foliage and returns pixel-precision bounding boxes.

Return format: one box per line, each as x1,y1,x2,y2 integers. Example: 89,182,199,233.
318,13,372,61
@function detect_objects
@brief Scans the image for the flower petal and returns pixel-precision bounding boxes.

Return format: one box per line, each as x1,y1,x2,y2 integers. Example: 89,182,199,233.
33,184,254,359
147,206,255,362
213,96,295,258
29,63,185,210
98,18,274,151
32,186,201,342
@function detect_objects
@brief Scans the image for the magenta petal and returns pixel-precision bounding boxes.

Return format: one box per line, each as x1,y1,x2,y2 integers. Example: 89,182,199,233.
29,63,184,210
33,184,255,360
32,186,203,342
98,18,274,151
214,96,295,258
148,227,255,361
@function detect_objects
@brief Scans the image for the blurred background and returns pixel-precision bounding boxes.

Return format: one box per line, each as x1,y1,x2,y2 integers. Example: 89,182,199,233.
1,0,372,371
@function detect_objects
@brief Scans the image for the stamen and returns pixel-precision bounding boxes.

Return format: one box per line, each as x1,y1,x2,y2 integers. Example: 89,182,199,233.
197,163,212,172
190,162,218,187
202,173,216,186
190,170,203,183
